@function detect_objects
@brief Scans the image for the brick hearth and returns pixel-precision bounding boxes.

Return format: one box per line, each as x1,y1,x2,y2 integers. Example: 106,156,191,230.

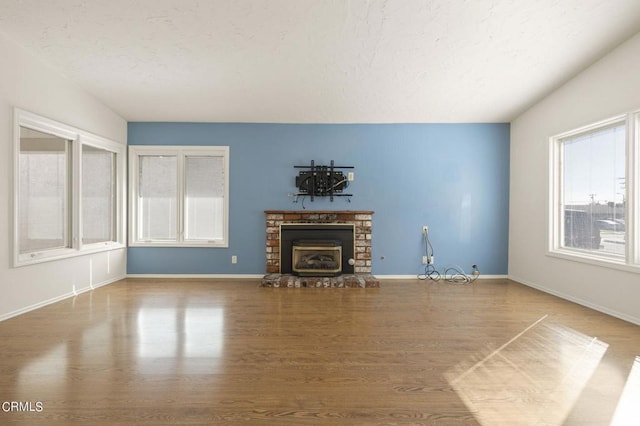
261,274,380,288
264,210,374,274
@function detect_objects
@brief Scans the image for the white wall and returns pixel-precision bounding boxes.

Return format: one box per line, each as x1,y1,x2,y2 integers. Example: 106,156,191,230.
0,32,128,321
510,31,640,325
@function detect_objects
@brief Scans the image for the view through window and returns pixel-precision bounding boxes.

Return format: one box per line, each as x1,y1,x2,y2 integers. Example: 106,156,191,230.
561,122,626,256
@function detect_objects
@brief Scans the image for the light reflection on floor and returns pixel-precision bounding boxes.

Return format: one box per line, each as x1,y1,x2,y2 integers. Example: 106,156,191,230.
611,356,640,425
18,343,68,396
445,315,609,425
136,305,225,374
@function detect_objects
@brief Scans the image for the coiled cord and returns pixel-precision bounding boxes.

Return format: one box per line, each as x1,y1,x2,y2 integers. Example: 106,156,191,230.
417,230,479,283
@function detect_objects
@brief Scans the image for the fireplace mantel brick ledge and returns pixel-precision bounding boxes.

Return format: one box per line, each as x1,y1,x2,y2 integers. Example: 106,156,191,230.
262,210,378,288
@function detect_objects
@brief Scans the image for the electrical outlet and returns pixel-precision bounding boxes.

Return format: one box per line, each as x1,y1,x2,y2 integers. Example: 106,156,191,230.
231,255,238,264
422,255,429,265
347,172,355,181
422,225,428,234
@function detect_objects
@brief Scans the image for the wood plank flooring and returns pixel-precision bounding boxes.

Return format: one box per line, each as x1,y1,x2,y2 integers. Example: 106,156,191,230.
0,278,639,425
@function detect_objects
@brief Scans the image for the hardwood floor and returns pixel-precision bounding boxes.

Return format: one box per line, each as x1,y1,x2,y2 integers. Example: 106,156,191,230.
0,278,639,425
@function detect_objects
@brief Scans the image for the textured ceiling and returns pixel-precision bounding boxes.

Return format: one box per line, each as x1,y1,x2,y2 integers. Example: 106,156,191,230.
1,0,640,123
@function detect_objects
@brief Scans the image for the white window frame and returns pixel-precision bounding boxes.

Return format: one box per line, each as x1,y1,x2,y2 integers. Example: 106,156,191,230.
13,109,126,267
79,134,126,250
548,112,639,273
128,145,230,248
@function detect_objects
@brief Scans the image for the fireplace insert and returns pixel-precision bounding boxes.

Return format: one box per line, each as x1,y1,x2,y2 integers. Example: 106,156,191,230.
280,224,355,275
292,240,342,276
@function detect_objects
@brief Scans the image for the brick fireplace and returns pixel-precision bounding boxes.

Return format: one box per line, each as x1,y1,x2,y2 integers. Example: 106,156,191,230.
282,224,354,275
262,210,378,288
265,210,373,273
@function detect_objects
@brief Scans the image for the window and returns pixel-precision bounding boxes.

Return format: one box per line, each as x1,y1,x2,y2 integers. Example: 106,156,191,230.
13,109,126,267
129,146,229,247
81,144,118,246
549,112,639,271
18,128,72,255
184,156,226,241
138,154,179,241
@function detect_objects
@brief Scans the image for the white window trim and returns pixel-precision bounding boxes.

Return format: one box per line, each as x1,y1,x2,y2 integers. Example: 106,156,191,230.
128,145,230,248
631,112,640,266
13,108,126,267
547,112,640,273
79,134,127,251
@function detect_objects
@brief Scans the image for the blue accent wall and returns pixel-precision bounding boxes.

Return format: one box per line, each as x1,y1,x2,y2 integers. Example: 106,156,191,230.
127,123,510,276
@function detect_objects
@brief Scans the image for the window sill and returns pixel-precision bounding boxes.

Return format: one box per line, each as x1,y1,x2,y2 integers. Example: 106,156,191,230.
14,243,126,268
546,249,640,274
128,242,229,248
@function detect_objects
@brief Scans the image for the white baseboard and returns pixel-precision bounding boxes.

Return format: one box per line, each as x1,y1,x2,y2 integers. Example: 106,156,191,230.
0,292,75,323
125,273,509,280
126,274,265,279
509,274,640,326
0,274,125,323
377,274,508,280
